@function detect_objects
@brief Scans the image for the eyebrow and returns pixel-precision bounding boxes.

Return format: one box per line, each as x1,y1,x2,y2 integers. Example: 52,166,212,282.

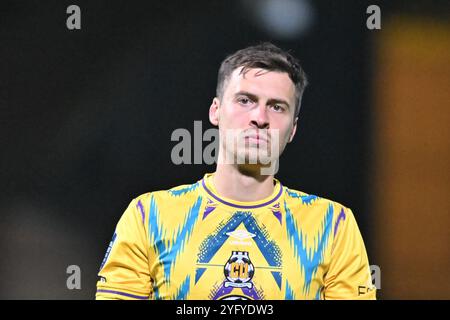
234,91,291,109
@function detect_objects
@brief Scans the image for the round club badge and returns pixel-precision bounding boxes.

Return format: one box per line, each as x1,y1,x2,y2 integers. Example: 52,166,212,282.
224,251,254,289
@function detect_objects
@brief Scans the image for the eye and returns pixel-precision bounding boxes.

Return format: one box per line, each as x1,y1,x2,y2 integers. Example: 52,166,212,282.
237,96,253,105
271,104,285,112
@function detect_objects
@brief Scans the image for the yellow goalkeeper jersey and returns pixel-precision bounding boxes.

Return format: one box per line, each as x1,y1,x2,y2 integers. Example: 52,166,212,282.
96,173,376,300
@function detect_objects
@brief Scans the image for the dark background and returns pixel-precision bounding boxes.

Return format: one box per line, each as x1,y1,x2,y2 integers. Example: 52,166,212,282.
1,0,448,299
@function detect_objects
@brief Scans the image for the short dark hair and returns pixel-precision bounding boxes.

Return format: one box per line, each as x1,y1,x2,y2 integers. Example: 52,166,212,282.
216,42,308,118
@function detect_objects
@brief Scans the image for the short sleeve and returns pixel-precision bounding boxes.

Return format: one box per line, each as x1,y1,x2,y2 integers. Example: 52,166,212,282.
96,198,152,300
324,207,376,300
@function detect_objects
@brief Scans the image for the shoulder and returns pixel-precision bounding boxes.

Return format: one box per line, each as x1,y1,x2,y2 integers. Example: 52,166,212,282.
129,180,203,223
282,185,356,229
132,180,202,203
282,186,361,251
283,186,349,211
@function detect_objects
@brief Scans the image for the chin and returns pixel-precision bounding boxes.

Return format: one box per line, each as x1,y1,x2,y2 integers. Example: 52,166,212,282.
236,152,273,166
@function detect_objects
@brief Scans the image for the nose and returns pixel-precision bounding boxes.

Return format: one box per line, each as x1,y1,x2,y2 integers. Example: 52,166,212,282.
249,104,269,129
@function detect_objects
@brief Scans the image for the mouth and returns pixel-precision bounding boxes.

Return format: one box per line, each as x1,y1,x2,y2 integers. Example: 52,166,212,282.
245,136,267,143
244,133,269,144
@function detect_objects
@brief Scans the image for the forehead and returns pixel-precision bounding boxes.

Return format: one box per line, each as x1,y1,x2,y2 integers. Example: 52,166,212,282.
224,67,296,103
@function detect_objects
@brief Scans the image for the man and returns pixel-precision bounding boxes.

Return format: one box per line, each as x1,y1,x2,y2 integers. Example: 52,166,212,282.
96,43,376,300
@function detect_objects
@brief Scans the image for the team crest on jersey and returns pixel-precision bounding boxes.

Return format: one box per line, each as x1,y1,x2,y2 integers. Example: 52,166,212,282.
224,251,254,289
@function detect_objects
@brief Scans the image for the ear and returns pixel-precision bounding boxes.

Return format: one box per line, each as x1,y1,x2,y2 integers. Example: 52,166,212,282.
209,97,220,126
288,117,298,143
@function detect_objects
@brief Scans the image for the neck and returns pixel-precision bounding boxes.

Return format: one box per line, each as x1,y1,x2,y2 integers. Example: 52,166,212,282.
213,162,275,202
